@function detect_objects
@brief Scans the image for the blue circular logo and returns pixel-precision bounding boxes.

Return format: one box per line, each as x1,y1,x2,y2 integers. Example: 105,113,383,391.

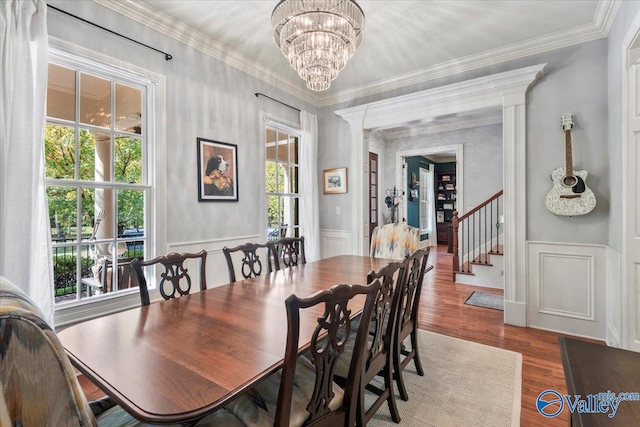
536,390,564,418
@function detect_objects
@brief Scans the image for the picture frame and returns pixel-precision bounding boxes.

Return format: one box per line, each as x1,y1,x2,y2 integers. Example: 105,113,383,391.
323,167,348,194
436,211,445,223
197,137,239,202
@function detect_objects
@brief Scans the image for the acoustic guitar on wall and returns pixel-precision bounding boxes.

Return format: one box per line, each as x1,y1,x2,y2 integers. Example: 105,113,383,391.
545,113,596,216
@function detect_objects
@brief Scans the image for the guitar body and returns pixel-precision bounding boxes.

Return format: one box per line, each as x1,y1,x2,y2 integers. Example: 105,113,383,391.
546,113,596,216
545,167,596,216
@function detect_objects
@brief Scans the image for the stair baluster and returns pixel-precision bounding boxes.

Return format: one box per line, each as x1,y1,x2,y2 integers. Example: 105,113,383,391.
452,190,503,274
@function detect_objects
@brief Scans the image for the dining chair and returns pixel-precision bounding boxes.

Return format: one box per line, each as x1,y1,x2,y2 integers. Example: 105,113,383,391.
274,236,306,268
222,241,279,282
223,280,383,427
0,275,243,427
333,260,408,426
370,223,419,260
130,249,207,306
393,247,431,401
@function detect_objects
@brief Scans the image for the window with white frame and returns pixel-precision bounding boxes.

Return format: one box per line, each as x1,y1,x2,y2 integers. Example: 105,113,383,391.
419,167,432,234
265,126,300,241
45,50,153,304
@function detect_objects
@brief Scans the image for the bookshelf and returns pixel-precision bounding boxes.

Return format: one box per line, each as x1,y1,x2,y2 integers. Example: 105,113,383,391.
435,168,456,247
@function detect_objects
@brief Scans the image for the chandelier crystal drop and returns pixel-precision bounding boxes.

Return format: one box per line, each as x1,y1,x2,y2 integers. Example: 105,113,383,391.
272,0,365,91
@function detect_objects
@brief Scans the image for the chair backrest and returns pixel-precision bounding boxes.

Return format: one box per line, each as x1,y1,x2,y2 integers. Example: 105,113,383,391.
398,247,430,337
275,281,382,427
131,250,207,306
365,260,408,372
370,223,420,260
99,257,138,293
274,236,306,268
0,276,97,426
222,241,279,283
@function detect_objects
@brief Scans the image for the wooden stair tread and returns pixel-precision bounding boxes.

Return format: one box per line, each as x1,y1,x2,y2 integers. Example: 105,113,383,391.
488,244,504,255
471,253,493,265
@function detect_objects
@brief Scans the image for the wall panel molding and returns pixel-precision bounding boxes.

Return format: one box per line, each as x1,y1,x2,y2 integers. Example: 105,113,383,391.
527,241,606,339
320,229,353,259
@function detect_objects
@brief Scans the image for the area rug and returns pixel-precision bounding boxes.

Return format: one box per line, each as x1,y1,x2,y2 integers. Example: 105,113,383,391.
366,330,522,427
464,291,504,311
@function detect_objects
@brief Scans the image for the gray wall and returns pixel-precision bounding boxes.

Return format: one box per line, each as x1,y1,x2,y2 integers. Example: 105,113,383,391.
379,124,503,216
607,1,640,252
47,0,319,246
319,39,611,246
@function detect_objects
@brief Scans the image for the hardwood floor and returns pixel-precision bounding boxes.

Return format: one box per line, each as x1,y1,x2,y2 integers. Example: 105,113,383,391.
420,245,574,426
79,245,588,425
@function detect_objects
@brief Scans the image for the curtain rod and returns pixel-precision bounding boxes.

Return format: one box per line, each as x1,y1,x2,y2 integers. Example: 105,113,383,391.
255,93,300,112
47,4,173,61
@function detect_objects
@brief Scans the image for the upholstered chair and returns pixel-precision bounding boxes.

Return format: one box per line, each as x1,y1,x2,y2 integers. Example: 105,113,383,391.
0,275,242,427
370,223,420,260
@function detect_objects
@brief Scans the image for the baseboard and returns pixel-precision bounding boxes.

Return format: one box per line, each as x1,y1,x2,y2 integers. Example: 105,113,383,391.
504,300,526,327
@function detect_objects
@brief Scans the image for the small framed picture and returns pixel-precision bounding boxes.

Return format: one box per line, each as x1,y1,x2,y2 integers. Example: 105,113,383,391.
443,203,454,210
436,211,445,223
197,138,239,202
323,167,348,194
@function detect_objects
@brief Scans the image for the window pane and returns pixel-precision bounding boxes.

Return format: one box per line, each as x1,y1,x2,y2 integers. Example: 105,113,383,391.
52,245,81,303
47,186,77,243
277,164,286,193
80,73,111,128
289,166,298,193
267,195,281,228
77,129,96,181
266,128,277,161
84,130,111,182
115,136,142,183
115,83,142,134
289,135,298,164
277,132,288,162
93,187,116,242
117,189,145,233
80,188,98,242
266,161,277,193
47,63,75,121
44,123,76,179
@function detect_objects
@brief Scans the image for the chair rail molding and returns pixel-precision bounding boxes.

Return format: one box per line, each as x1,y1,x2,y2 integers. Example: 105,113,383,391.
336,63,546,327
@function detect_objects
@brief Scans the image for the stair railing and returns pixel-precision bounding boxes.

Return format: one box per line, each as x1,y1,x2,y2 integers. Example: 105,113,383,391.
451,190,503,273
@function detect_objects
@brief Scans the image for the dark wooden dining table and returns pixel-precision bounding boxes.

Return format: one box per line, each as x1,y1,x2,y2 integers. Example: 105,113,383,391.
58,255,392,424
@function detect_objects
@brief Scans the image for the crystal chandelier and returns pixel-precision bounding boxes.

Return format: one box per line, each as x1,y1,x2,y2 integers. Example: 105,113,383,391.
271,0,365,91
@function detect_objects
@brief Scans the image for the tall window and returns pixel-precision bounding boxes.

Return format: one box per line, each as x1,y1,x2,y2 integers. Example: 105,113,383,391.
265,126,300,240
45,50,153,304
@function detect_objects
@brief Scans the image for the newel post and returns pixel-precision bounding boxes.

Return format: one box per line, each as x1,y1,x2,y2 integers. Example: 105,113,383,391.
451,211,459,272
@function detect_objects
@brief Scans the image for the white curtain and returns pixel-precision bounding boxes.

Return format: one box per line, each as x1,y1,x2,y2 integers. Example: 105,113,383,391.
427,165,438,247
299,110,320,262
0,0,53,325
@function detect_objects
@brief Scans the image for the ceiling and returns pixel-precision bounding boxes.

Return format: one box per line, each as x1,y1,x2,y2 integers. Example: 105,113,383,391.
95,1,618,107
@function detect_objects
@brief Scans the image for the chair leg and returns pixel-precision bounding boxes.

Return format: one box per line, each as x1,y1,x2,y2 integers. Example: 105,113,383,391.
394,340,409,401
384,364,401,423
410,327,424,376
356,386,366,427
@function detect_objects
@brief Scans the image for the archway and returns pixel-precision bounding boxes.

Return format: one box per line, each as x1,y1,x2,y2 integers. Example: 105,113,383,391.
336,63,546,326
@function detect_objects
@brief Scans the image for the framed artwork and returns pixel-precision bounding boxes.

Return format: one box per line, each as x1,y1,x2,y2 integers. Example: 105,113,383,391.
197,138,238,202
323,167,348,194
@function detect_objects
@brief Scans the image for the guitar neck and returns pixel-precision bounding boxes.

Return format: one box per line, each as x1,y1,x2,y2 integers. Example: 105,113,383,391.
565,129,574,176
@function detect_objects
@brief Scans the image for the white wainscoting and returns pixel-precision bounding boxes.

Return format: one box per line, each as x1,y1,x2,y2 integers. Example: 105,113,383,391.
320,229,353,259
527,241,606,340
168,234,262,291
606,247,622,348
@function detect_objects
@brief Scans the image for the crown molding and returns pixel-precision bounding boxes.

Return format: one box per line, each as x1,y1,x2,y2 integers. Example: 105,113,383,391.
92,0,317,106
318,0,620,107
92,0,619,109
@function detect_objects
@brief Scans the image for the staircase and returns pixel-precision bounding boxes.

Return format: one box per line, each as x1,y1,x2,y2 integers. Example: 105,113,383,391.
452,190,504,289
